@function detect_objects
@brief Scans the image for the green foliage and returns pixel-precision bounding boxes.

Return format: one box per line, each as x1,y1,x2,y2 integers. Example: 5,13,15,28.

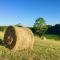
47,24,60,35
15,23,23,27
33,17,48,36
0,26,7,31
34,18,46,28
0,26,4,31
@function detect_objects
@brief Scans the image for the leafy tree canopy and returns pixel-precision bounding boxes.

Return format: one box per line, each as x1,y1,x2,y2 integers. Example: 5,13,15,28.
33,17,48,36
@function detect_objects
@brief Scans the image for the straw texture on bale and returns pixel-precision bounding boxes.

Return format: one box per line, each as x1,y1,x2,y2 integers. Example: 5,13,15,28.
4,26,34,51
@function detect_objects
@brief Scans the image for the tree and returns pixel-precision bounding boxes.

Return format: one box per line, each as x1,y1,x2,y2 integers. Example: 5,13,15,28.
33,17,48,37
15,23,23,27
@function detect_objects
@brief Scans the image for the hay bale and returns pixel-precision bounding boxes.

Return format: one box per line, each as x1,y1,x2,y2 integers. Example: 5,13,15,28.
43,37,46,40
4,26,34,51
41,36,46,40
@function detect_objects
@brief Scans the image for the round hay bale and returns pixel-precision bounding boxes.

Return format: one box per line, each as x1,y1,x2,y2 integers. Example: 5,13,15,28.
41,36,46,40
4,26,34,51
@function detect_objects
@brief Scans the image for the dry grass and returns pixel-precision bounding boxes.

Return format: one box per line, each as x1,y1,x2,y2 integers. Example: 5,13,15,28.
0,31,60,60
0,31,4,40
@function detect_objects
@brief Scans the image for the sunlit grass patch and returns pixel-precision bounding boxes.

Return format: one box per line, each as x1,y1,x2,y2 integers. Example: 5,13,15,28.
0,32,60,60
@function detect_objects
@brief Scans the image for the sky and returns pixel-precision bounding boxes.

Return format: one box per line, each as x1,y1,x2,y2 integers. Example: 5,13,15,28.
0,0,60,27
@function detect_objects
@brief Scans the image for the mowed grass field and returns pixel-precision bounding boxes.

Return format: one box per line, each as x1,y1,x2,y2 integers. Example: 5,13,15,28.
0,32,60,60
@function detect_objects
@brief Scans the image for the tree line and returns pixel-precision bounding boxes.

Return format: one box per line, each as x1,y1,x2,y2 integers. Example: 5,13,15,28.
47,24,60,35
31,18,60,37
0,17,60,37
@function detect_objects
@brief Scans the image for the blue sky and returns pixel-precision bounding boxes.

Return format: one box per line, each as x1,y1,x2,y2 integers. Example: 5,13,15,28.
0,0,60,26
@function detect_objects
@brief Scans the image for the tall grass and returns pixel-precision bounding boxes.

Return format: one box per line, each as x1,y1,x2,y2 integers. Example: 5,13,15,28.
0,32,60,60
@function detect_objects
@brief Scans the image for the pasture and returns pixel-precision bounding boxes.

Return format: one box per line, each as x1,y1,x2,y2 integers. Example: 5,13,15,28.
0,32,60,60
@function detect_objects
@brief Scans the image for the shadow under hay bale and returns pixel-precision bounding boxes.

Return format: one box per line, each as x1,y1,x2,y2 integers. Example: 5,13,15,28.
4,26,34,51
0,39,4,46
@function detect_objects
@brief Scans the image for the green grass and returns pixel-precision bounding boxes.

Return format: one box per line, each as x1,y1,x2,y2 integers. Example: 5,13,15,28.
45,34,60,40
34,36,60,60
0,34,60,60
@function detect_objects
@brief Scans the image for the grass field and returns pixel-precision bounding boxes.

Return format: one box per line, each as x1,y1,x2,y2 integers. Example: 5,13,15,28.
0,32,4,40
0,32,60,60
45,34,60,40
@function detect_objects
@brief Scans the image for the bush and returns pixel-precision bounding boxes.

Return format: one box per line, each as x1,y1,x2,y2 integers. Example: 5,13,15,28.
0,26,7,32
